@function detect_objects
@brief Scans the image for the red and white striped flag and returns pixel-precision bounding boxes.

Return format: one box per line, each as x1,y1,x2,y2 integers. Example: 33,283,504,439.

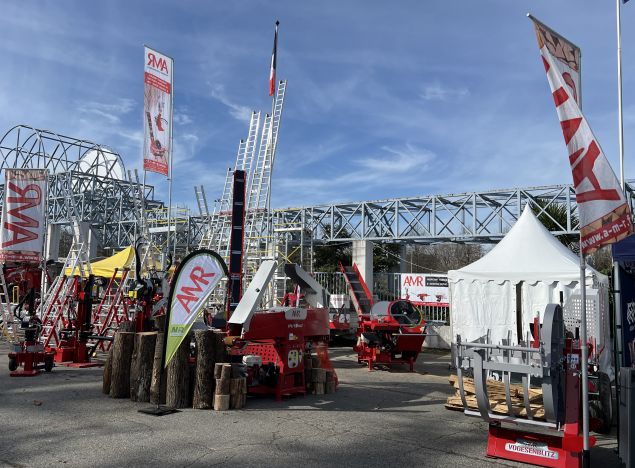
269,21,279,96
531,18,633,254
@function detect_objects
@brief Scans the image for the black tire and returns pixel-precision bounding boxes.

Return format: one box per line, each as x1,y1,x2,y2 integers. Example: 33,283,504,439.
8,357,18,371
44,356,54,372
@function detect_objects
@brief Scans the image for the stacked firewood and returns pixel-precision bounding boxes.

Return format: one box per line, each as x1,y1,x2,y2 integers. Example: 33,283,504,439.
304,354,337,395
102,320,236,410
445,374,545,420
212,363,247,410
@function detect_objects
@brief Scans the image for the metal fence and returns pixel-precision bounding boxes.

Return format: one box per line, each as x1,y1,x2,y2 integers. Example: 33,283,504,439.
312,271,450,324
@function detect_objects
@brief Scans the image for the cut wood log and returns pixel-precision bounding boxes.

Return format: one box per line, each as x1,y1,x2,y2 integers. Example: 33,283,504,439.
130,332,157,402
109,332,135,398
213,394,230,411
150,332,167,405
214,331,226,362
118,320,136,333
166,334,191,408
193,330,216,409
214,362,224,379
230,378,242,409
311,368,326,384
154,314,167,332
102,347,113,395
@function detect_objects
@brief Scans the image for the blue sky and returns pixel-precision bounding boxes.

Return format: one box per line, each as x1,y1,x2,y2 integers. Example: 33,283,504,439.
1,1,634,211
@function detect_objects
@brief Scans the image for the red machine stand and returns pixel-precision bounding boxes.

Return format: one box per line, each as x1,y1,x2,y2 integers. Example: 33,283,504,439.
53,339,101,368
8,340,55,377
486,424,595,468
235,340,307,401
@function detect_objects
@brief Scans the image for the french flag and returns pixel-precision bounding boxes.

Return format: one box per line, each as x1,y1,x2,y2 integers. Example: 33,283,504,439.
269,21,279,96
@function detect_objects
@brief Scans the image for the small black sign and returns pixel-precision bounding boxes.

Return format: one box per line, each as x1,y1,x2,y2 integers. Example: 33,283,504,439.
425,276,448,288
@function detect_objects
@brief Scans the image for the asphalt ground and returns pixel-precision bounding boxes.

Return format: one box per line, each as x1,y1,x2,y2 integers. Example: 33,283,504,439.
0,342,623,468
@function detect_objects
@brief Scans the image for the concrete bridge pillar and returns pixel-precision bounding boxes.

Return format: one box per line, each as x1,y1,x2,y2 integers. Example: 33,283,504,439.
79,223,99,260
352,240,373,295
45,224,61,261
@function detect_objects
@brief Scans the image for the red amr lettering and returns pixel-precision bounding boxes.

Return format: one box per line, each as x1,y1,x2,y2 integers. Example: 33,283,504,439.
147,52,169,73
2,182,42,248
569,141,621,203
176,266,216,314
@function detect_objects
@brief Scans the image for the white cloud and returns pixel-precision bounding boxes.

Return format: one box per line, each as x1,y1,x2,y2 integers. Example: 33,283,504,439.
355,144,435,173
208,83,252,122
77,98,135,124
173,113,193,125
420,82,469,101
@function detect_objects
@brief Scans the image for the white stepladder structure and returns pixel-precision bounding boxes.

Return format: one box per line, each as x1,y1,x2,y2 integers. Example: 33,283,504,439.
197,80,287,308
38,175,93,349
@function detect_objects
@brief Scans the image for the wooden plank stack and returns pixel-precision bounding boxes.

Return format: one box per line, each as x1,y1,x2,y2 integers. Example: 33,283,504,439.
445,374,545,420
305,355,337,395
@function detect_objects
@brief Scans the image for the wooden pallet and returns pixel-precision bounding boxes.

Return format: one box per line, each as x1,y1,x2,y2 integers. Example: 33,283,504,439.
445,375,545,420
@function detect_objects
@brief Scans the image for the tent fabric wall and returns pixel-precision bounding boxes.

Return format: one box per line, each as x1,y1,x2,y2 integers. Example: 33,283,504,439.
448,206,609,370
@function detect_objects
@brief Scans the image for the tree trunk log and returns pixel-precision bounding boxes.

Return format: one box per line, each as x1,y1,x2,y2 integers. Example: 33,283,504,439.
230,378,242,409
154,314,167,332
166,334,191,408
118,320,136,333
102,347,113,395
130,332,157,402
109,332,135,398
150,331,167,405
192,330,216,409
214,331,226,362
214,362,223,379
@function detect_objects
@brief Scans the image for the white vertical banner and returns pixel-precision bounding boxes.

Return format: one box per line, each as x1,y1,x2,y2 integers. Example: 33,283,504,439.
530,15,582,107
143,46,173,177
531,17,633,254
164,249,228,367
0,169,48,263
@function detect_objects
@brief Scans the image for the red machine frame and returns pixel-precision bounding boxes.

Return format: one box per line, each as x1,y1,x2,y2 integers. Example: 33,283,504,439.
339,262,426,371
354,300,426,372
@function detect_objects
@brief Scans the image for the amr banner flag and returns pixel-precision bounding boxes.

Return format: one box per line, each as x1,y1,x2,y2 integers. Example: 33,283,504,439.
0,169,47,264
143,46,173,177
531,17,633,254
401,274,449,307
164,249,227,367
530,15,581,107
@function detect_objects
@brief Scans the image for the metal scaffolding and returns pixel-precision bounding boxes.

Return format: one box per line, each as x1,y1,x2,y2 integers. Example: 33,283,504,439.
0,125,161,253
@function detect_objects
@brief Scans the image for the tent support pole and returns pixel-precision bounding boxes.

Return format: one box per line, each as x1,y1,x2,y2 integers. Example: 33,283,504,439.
578,251,590,468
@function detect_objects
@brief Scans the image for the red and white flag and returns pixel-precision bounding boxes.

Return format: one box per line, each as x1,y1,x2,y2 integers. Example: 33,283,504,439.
269,21,279,96
531,17,633,254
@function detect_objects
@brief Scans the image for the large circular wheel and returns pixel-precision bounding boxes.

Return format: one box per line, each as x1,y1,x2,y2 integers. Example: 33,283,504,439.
44,356,54,372
8,357,18,371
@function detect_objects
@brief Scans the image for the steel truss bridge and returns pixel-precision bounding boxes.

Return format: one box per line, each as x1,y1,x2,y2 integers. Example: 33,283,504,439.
1,125,634,259
203,180,635,243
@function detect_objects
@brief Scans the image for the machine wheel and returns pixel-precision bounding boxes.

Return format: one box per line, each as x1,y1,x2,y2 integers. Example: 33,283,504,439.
8,357,18,371
44,356,54,372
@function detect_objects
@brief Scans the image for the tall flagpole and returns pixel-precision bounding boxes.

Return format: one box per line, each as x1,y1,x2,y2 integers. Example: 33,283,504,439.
166,60,175,266
617,0,625,190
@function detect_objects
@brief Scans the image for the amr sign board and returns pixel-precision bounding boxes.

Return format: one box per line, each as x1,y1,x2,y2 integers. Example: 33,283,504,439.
0,169,47,264
400,274,449,307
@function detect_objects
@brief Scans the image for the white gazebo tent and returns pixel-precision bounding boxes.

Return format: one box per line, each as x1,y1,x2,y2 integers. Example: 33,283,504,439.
448,205,611,374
